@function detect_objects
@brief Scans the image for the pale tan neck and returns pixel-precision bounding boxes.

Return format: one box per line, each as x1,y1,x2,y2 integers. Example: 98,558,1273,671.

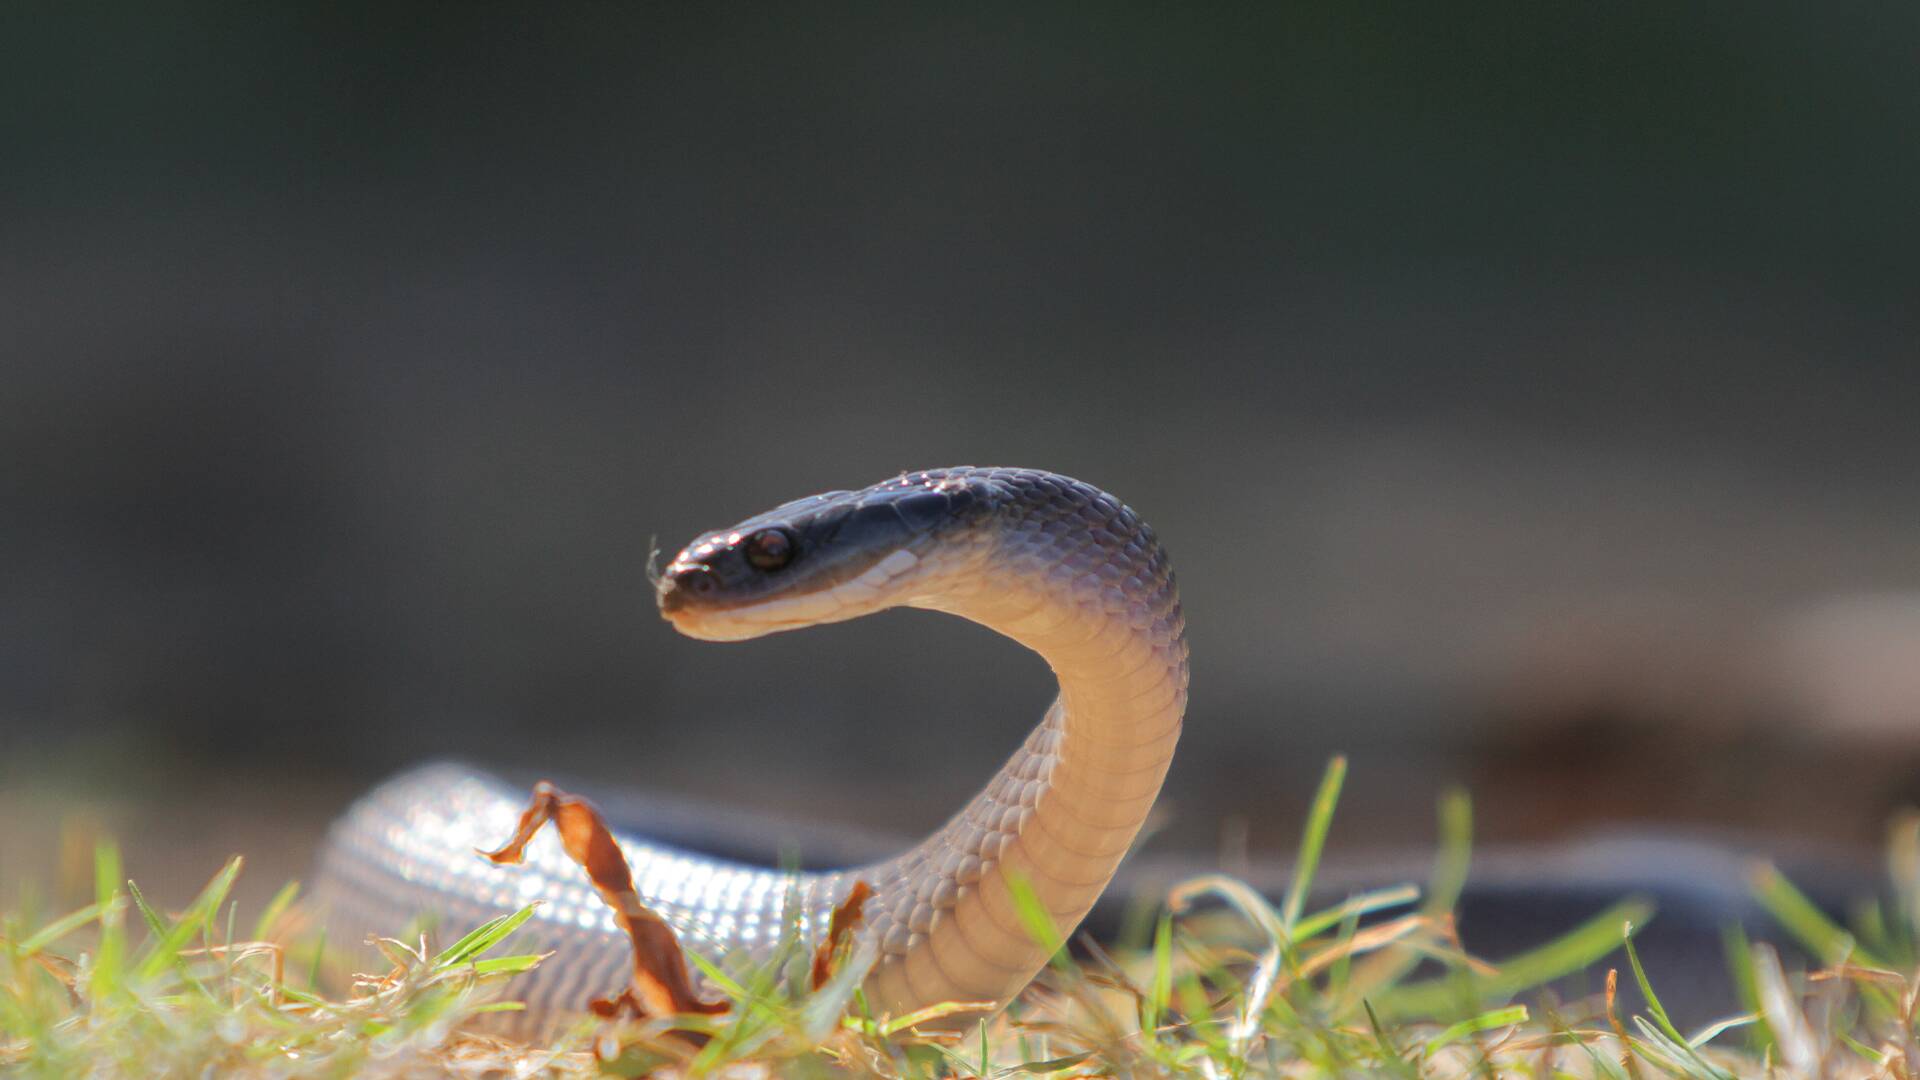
858,551,1188,1022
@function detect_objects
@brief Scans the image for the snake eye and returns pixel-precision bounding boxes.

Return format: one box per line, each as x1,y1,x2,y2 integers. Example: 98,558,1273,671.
743,528,795,572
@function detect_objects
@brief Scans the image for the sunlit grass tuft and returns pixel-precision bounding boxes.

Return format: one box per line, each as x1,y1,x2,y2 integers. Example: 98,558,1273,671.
5,759,1919,1077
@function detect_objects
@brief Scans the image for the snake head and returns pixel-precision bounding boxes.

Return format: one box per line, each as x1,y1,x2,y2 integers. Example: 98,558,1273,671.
656,469,996,641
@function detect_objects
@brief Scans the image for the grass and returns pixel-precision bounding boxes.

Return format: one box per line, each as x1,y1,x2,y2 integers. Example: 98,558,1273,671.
4,758,1918,1078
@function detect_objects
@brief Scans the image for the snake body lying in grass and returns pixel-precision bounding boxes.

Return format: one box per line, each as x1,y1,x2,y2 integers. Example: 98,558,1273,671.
316,467,1186,1030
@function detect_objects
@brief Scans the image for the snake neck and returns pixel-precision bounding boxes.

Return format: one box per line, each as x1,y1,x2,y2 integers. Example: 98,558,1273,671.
859,472,1188,1019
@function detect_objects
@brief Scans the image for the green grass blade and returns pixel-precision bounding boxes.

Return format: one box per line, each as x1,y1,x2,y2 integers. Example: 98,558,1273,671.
126,879,171,941
1621,922,1680,1044
1004,872,1071,972
1294,883,1421,940
1141,912,1173,1037
18,900,113,955
1282,755,1347,931
251,880,301,942
1376,897,1654,1020
1420,1004,1528,1057
1624,921,1736,1080
187,856,245,941
1325,905,1364,1004
1750,862,1877,967
470,953,547,975
1362,999,1422,1079
930,1041,986,1078
1687,1014,1758,1050
681,944,745,997
1428,788,1472,914
306,925,326,990
431,903,539,967
1167,874,1286,945
1719,922,1771,1055
89,840,125,1001
135,858,246,981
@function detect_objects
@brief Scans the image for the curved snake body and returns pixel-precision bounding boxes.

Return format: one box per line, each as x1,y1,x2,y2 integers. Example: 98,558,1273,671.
315,467,1187,1031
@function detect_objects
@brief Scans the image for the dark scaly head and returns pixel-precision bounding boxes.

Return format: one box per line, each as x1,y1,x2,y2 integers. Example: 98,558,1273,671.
655,469,1000,641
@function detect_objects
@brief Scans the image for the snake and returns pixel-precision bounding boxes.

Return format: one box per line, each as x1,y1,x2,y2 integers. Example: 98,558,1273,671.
314,466,1187,1032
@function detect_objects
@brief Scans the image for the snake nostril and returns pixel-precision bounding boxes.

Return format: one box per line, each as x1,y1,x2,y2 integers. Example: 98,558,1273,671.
660,564,720,611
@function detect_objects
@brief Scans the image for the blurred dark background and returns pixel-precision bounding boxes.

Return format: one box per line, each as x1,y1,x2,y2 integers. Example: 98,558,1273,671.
3,3,1918,912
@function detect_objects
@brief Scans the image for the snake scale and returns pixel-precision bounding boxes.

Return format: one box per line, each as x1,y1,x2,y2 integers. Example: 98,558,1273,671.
314,466,1187,1032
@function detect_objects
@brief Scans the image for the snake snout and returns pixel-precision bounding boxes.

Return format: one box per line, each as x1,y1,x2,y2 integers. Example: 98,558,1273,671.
656,562,720,614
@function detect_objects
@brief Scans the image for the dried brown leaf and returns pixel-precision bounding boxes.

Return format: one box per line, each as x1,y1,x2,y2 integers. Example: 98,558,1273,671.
481,780,729,1022
809,880,871,991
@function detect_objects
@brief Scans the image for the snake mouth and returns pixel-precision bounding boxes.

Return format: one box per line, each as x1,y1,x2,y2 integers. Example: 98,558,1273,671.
659,591,839,642
657,547,927,642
